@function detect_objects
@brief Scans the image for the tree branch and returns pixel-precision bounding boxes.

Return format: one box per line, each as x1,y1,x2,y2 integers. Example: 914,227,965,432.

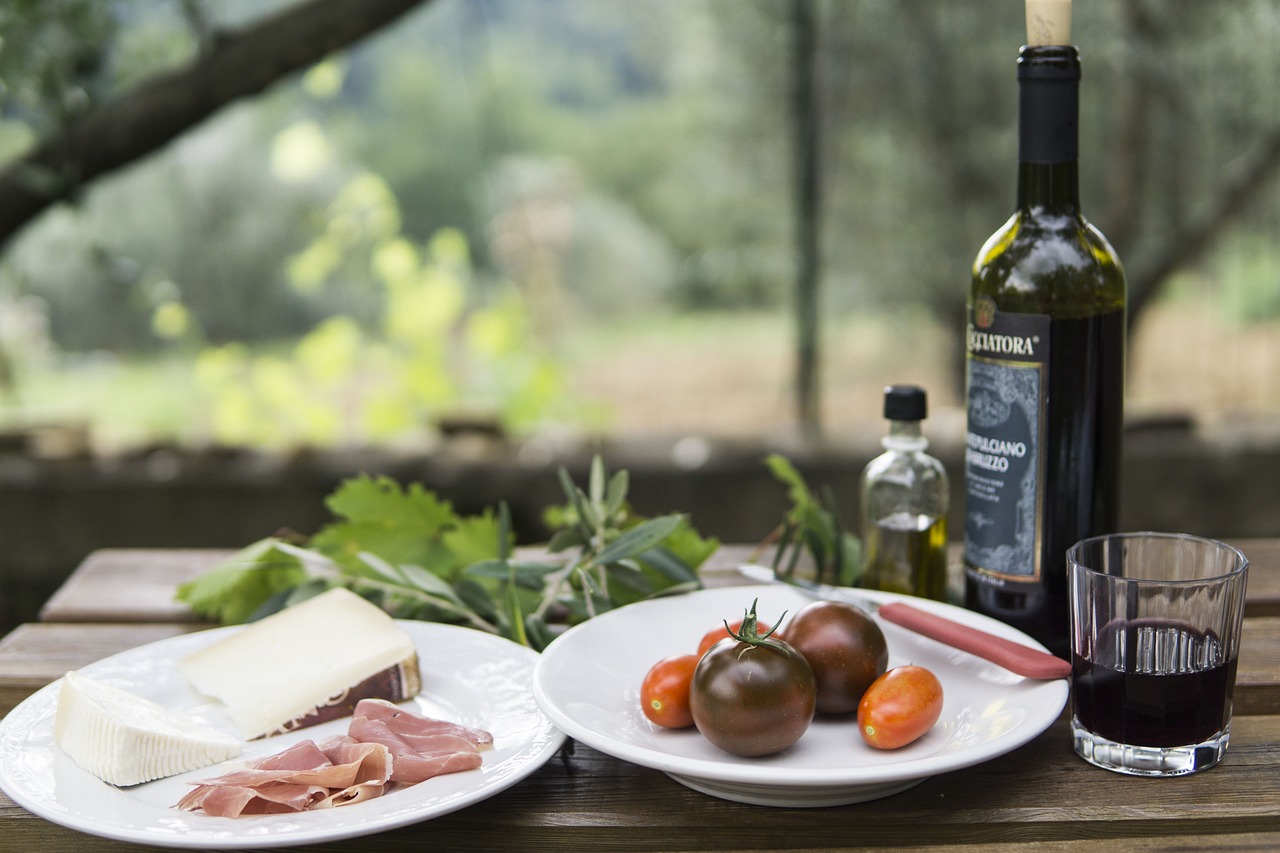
0,0,433,250
1127,127,1280,325
789,0,823,438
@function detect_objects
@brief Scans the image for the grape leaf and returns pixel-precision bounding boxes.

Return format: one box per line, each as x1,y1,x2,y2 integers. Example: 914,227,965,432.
442,510,508,575
311,475,459,569
175,538,309,624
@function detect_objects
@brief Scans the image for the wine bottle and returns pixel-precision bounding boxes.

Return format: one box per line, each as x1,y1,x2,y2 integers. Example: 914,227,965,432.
962,1,1126,657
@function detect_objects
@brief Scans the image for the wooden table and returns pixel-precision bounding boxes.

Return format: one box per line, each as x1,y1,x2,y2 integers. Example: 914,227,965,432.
2,541,1279,852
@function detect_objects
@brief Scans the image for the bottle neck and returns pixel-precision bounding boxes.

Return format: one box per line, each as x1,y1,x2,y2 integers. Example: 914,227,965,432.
883,420,928,452
1017,161,1079,211
1015,45,1081,212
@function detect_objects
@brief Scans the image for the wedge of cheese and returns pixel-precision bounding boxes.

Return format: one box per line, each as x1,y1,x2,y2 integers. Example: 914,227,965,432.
178,588,422,739
54,670,242,787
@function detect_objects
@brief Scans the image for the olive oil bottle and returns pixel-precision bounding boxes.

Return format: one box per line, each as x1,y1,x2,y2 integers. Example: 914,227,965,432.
962,2,1126,657
861,385,949,601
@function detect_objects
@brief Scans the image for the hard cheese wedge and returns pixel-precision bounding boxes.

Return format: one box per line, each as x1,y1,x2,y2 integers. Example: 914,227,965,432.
178,587,422,739
54,670,242,787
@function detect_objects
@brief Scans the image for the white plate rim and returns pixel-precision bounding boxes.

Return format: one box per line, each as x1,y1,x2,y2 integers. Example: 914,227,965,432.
532,585,1068,792
0,621,565,849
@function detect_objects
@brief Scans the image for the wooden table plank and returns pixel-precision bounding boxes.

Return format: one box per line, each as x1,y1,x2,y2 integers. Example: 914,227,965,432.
38,549,228,624
1234,537,1280,616
0,623,207,717
35,538,1280,625
1238,616,1280,715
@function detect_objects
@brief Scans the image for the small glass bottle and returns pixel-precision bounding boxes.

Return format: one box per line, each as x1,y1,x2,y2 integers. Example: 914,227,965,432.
860,385,949,601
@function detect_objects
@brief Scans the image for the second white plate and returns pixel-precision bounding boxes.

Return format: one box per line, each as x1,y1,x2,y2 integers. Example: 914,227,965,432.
532,584,1068,806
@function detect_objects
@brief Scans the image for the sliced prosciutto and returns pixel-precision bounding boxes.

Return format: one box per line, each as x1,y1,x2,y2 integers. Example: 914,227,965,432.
351,699,493,747
348,699,492,784
176,702,493,816
176,738,393,817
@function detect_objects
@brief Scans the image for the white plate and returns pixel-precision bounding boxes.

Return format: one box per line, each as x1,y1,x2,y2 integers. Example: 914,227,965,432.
532,585,1068,807
0,621,565,849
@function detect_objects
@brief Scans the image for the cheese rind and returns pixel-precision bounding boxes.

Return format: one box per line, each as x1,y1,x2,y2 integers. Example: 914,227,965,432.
54,671,241,787
178,587,422,739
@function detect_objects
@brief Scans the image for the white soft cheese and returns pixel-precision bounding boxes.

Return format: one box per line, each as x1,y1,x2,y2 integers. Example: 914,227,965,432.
54,670,241,787
177,587,420,739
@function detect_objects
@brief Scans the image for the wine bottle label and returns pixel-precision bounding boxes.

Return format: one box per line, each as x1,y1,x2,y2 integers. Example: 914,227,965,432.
963,298,1049,584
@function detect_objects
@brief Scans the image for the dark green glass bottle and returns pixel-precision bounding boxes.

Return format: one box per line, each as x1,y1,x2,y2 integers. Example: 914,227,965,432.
962,44,1126,658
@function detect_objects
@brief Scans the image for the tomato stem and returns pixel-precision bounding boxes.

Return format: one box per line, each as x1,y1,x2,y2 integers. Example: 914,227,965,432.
725,598,788,650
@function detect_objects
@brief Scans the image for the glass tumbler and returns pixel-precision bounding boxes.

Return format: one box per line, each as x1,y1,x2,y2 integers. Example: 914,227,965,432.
1067,532,1249,776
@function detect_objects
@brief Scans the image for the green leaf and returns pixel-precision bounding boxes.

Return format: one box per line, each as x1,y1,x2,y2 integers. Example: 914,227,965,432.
546,527,587,553
764,453,815,511
604,469,629,521
595,515,683,565
762,454,862,587
661,521,719,573
246,578,332,622
464,559,563,590
555,466,578,510
326,474,455,531
358,550,463,596
441,509,506,573
637,545,700,586
588,455,606,506
838,532,863,586
312,475,458,569
558,462,604,533
605,561,654,598
455,577,500,621
524,615,556,652
356,551,411,585
175,539,309,624
506,576,529,647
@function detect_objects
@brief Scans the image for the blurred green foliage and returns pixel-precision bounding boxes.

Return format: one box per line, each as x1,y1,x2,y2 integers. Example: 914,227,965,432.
0,0,1276,444
192,174,572,446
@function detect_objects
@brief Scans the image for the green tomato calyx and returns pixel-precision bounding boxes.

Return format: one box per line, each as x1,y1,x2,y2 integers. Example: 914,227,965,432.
725,599,789,654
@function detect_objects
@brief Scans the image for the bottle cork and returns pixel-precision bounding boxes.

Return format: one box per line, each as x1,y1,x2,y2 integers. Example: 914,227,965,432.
1026,0,1072,46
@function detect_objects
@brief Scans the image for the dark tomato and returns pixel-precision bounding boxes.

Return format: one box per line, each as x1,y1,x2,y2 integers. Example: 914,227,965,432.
697,618,773,657
783,599,888,714
858,665,944,750
690,636,816,757
640,653,700,729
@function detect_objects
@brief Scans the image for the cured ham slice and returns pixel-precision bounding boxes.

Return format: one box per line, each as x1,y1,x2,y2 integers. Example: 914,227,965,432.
351,699,494,746
177,739,393,817
348,699,491,784
176,702,493,817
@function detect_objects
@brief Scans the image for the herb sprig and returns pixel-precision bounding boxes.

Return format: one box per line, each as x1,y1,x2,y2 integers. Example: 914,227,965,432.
755,453,862,588
176,456,718,651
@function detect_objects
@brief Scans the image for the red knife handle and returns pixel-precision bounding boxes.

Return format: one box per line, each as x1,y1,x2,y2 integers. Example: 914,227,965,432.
877,602,1072,680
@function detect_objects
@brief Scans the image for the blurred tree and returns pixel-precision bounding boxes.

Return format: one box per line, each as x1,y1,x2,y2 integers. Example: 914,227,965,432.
0,0,432,249
0,0,1275,443
1101,0,1280,328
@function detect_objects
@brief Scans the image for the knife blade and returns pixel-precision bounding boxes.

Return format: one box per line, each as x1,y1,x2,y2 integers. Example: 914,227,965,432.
736,564,1071,680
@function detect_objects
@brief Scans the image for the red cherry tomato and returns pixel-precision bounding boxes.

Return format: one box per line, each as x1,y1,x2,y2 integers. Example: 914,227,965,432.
697,618,773,656
640,653,700,728
857,665,944,750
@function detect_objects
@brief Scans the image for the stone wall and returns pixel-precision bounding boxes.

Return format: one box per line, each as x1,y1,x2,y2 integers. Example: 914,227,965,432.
2,423,1277,632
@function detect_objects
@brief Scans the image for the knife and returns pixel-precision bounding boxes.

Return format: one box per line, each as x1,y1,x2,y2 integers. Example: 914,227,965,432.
736,564,1071,680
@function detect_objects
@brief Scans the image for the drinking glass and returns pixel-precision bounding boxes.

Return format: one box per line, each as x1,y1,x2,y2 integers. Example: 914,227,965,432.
1067,532,1249,776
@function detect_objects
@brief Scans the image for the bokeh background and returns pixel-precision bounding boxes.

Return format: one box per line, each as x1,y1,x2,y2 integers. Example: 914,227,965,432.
0,0,1277,630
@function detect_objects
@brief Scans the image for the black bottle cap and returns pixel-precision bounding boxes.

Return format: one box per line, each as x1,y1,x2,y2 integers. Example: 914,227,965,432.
883,385,927,421
1017,45,1080,163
